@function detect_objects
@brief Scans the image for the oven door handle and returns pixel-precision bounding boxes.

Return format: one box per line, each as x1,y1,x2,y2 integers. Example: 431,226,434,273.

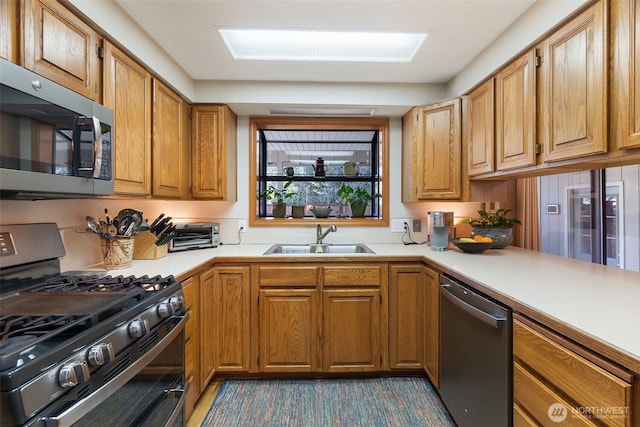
39,313,188,427
165,382,188,427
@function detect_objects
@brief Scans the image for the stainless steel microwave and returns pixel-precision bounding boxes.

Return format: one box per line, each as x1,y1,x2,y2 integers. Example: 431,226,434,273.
0,58,114,199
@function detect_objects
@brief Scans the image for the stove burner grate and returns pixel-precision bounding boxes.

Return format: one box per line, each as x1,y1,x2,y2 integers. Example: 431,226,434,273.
35,274,175,294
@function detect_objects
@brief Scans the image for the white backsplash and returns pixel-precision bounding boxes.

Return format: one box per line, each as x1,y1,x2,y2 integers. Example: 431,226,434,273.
0,198,484,271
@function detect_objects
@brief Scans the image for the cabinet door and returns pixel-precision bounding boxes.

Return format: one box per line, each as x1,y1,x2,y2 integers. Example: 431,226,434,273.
212,265,250,373
103,41,152,196
21,0,101,100
413,99,462,199
181,275,200,419
467,78,495,176
1,0,18,62
495,50,537,171
258,289,320,372
611,0,640,149
540,0,607,161
199,269,216,388
192,105,237,200
388,264,423,370
422,265,440,388
152,79,190,198
322,288,381,372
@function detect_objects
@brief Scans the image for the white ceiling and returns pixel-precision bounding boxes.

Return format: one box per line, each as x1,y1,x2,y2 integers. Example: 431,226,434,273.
114,0,537,115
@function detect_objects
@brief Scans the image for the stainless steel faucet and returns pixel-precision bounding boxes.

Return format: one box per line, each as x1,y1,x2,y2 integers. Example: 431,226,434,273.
316,224,337,244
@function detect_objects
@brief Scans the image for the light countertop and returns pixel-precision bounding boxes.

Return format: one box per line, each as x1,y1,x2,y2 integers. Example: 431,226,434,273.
97,243,640,373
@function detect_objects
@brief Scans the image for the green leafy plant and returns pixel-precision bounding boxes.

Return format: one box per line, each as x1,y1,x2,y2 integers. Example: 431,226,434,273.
464,209,522,228
336,184,380,206
258,181,296,204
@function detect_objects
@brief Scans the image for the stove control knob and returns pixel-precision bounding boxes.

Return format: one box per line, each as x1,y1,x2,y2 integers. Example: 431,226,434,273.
169,296,183,312
157,302,174,318
58,362,90,388
128,319,149,338
87,343,115,367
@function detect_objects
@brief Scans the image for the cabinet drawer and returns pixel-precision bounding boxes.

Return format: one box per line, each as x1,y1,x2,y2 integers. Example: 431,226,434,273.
513,403,538,427
513,320,631,427
514,361,597,426
257,265,319,287
323,264,382,287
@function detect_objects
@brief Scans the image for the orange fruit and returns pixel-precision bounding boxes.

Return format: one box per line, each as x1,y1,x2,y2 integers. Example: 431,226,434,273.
482,236,493,243
473,235,484,242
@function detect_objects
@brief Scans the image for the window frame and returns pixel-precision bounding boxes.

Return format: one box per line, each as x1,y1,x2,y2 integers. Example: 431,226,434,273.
248,116,389,227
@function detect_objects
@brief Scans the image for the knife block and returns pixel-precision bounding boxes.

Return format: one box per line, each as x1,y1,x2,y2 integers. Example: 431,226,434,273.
133,231,168,260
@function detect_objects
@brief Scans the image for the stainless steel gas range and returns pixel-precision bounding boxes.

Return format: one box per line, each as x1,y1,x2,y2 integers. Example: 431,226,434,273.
0,223,187,427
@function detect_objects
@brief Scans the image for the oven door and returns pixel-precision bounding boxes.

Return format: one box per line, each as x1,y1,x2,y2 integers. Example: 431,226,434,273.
34,314,187,427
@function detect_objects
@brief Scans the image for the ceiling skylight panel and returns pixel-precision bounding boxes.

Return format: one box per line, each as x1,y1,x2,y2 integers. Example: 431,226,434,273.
219,29,427,62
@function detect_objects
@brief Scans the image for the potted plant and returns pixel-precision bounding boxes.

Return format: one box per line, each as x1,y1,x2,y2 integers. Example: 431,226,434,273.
336,184,380,218
258,181,296,218
288,184,306,218
464,209,521,248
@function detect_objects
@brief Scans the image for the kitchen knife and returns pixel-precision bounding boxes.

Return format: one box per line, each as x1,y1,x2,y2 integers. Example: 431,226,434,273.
155,224,176,246
149,213,165,231
151,217,172,235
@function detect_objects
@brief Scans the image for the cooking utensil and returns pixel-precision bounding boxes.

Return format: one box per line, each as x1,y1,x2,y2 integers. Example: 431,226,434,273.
86,216,101,234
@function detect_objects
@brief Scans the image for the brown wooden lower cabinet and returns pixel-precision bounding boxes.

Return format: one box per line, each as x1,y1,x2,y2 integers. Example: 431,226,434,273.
513,315,634,427
322,287,381,372
258,288,320,372
388,264,424,370
181,275,199,419
211,265,251,373
422,265,440,388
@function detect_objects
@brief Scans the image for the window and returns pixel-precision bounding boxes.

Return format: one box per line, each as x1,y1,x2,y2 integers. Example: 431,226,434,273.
249,117,389,226
539,165,639,272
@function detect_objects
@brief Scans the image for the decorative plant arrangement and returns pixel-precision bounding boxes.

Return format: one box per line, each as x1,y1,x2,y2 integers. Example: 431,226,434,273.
463,209,521,248
465,209,521,228
336,184,381,217
258,181,296,218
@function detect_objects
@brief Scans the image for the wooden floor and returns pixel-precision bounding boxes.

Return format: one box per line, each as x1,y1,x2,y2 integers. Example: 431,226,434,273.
186,379,223,427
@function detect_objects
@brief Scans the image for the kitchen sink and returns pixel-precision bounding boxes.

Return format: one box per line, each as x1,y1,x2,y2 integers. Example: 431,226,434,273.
263,243,375,255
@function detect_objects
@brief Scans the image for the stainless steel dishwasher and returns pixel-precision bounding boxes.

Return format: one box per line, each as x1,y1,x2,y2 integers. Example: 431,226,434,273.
439,274,512,427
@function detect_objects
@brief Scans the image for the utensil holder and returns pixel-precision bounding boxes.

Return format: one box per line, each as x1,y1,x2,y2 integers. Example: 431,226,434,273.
133,231,168,260
100,236,135,269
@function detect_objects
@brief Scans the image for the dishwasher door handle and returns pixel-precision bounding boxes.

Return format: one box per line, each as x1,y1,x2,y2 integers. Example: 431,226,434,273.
440,283,505,328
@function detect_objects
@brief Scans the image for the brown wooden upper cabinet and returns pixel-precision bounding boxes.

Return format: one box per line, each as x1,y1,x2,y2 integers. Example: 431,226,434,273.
402,98,462,201
466,78,495,176
495,50,537,171
152,79,191,199
103,41,152,196
1,0,18,62
539,0,607,162
611,0,640,150
191,105,237,200
21,0,102,101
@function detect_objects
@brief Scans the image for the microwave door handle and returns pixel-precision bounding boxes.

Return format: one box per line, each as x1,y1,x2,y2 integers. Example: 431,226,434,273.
90,116,102,178
72,116,102,178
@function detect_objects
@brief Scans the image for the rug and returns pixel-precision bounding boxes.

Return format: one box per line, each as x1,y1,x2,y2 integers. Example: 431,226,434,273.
200,377,455,427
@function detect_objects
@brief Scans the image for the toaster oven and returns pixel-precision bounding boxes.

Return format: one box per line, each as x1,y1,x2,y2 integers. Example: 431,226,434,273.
168,222,219,252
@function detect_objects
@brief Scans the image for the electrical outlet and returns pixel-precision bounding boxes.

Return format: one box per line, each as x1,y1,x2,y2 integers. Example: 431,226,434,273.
238,219,247,232
412,219,422,232
391,219,410,233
